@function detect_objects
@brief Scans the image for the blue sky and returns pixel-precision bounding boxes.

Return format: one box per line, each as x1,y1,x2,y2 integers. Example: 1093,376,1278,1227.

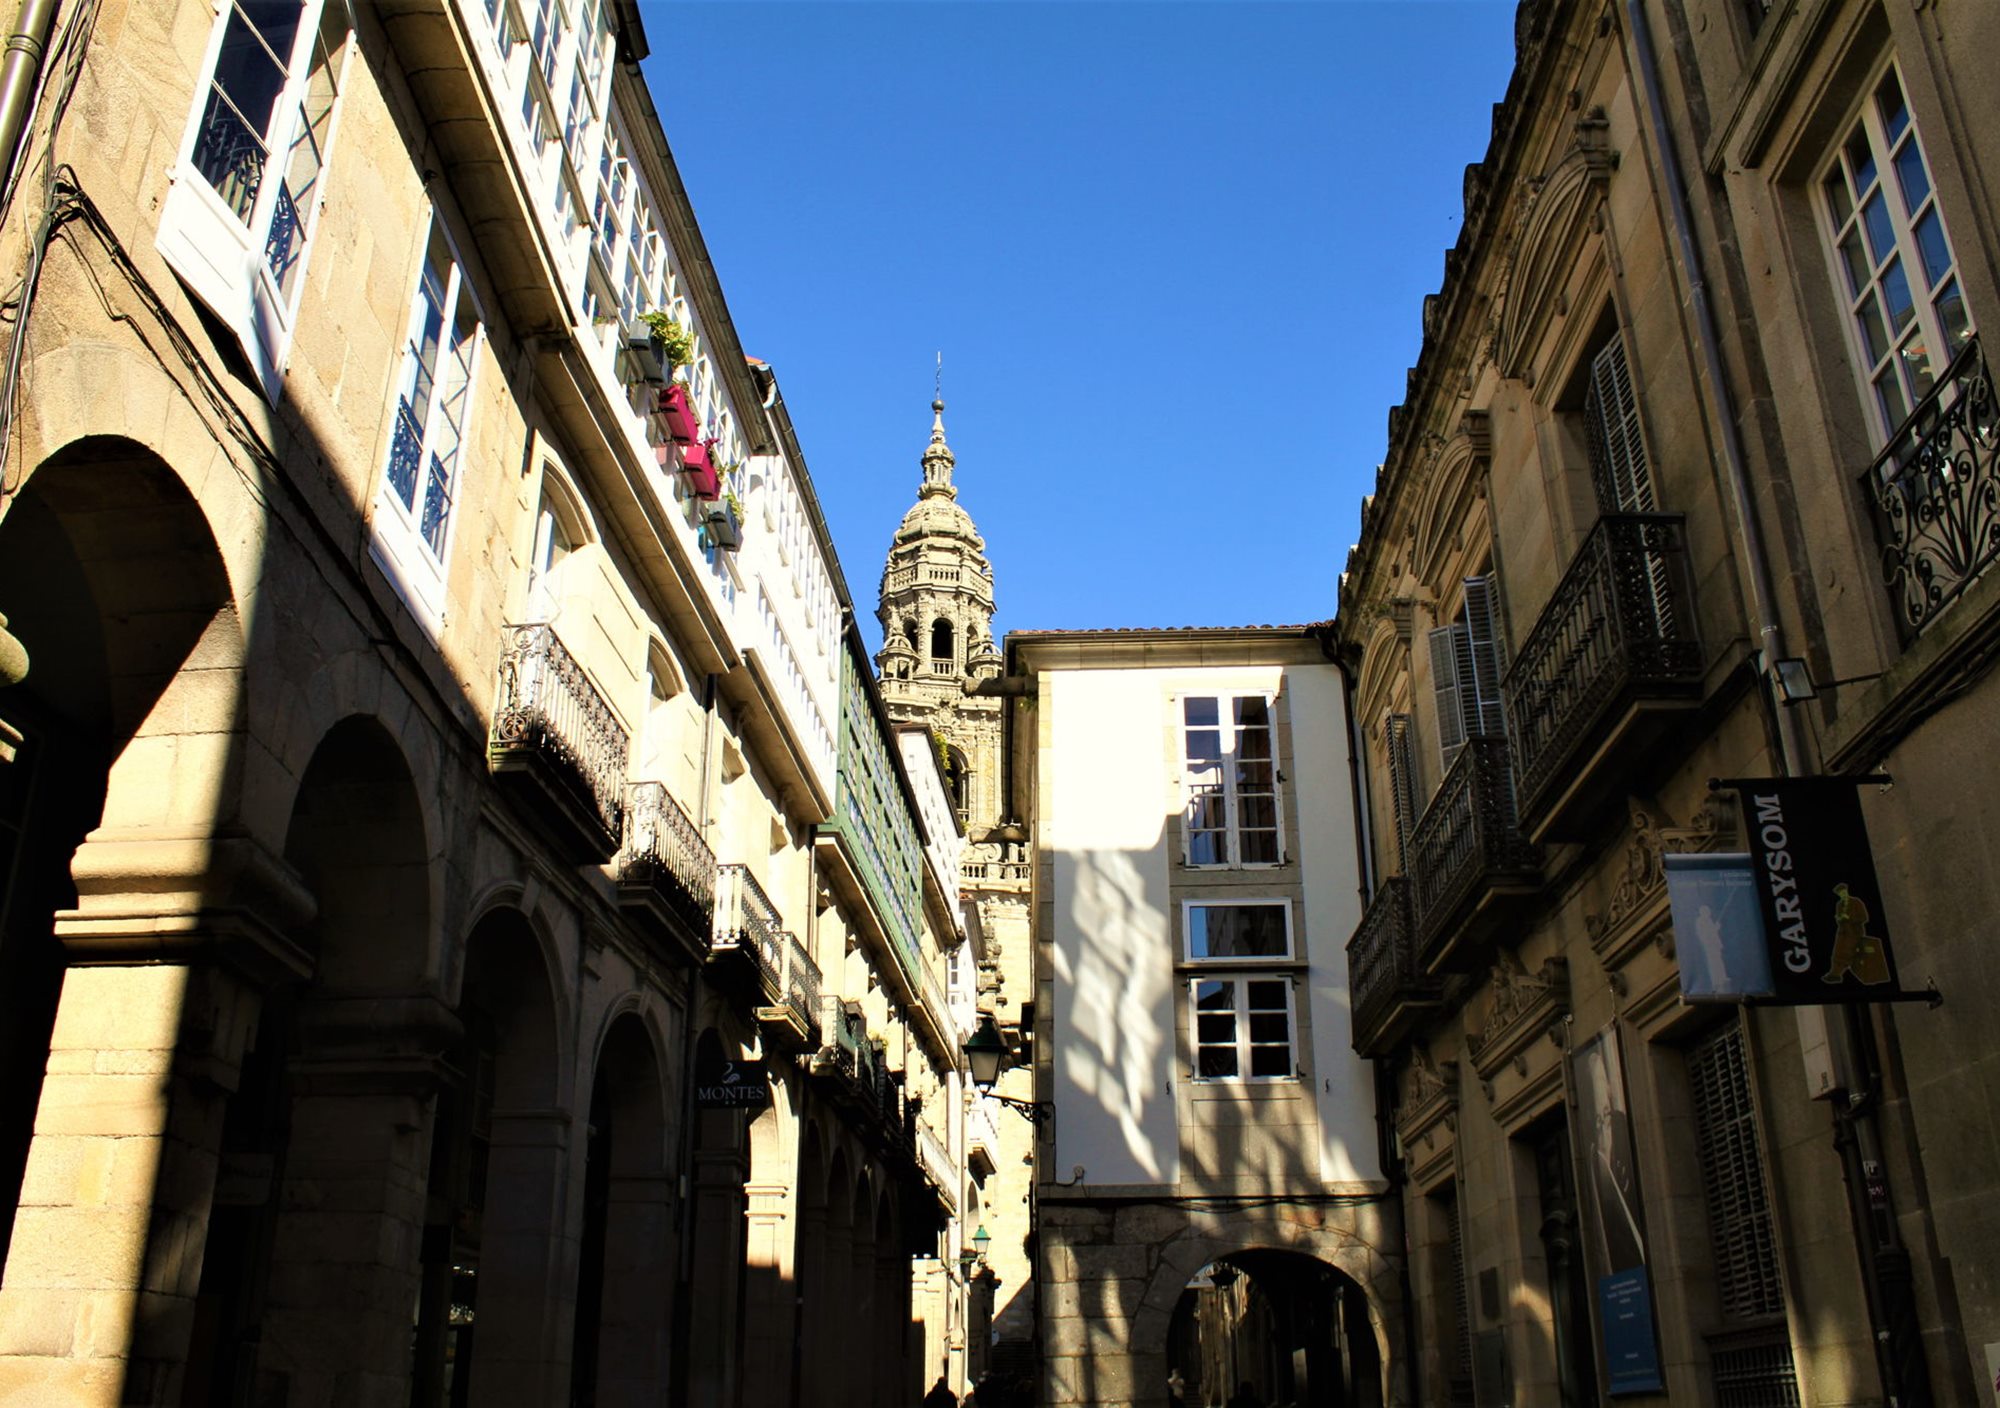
641,1,1521,648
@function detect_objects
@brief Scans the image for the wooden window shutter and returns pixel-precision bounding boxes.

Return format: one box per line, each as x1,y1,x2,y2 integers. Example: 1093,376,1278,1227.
1385,713,1418,874
1584,334,1657,515
1461,576,1508,738
1428,626,1467,771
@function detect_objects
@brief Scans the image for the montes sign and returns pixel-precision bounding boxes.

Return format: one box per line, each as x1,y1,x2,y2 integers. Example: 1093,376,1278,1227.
693,1048,770,1110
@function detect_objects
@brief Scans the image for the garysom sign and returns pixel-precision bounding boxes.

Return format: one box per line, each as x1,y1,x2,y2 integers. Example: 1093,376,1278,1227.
1710,776,1916,1006
694,1050,770,1110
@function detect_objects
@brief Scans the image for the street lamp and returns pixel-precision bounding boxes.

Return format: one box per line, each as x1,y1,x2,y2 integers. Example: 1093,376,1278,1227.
972,1224,991,1262
964,1013,1052,1124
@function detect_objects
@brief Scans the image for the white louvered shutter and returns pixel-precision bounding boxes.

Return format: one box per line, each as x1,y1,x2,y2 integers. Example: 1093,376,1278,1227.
1461,576,1508,738
1429,626,1467,772
1385,713,1418,873
1585,335,1657,514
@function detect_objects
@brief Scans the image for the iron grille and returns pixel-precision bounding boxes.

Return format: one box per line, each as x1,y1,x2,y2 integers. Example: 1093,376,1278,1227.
1861,334,2000,639
1709,1324,1800,1408
1444,1189,1474,1407
1688,1022,1786,1320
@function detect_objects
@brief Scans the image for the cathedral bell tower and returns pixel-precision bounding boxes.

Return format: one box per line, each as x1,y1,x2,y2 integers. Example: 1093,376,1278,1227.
875,399,1003,829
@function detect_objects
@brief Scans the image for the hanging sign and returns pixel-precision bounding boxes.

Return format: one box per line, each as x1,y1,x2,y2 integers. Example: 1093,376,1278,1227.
693,1048,770,1109
1712,777,1906,1006
1664,852,1773,1002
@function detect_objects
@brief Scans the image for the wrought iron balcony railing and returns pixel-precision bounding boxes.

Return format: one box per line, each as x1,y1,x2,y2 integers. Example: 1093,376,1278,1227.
1409,735,1541,972
1862,334,2000,638
1503,513,1702,832
784,931,822,1037
713,864,785,995
818,996,864,1081
916,1114,955,1210
618,782,715,943
489,623,630,858
1346,876,1441,1056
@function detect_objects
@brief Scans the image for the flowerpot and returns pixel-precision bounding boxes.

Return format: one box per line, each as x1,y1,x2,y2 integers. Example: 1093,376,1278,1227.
659,382,700,442
678,438,721,500
705,499,743,550
620,320,668,385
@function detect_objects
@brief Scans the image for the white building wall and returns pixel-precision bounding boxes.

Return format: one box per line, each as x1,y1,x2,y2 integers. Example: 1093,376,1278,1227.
1045,670,1179,1187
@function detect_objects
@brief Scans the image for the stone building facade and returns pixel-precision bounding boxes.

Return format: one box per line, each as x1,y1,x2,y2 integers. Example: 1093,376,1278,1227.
1005,627,1398,1408
1336,1,2000,1405
0,1,972,1404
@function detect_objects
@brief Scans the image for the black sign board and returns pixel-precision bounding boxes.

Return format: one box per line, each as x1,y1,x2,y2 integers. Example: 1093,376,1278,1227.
693,1047,770,1110
1718,777,1900,1005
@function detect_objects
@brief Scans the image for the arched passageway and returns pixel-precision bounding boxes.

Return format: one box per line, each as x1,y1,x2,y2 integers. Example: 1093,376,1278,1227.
0,439,237,1272
1167,1250,1382,1408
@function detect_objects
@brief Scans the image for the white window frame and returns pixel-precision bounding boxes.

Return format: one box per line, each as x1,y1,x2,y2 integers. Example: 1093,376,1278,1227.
1181,899,1294,965
1177,691,1283,868
157,0,354,403
370,213,486,631
1188,974,1297,1083
1816,58,1975,447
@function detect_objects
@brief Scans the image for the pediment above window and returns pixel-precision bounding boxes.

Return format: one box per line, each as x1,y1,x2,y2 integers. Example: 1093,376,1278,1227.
1492,115,1616,383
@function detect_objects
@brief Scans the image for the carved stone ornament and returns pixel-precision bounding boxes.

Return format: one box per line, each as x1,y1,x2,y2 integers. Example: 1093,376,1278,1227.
1397,1046,1460,1189
1492,114,1618,382
1469,952,1571,1081
1586,795,1737,969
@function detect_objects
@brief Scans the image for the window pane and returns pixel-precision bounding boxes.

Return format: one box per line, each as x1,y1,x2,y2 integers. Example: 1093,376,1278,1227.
1822,167,1853,227
1188,904,1288,960
1196,1014,1236,1045
1914,209,1951,290
1233,697,1270,728
1898,329,1936,404
1246,980,1288,1009
1235,759,1273,791
1876,366,1910,430
1187,791,1226,829
1238,797,1277,832
1235,724,1271,761
1248,1013,1289,1044
1860,193,1895,267
1845,127,1877,197
1183,697,1218,728
1892,137,1930,215
1936,279,1971,352
1881,256,1915,333
1248,1045,1291,1079
1876,68,1909,144
1238,832,1279,864
1194,979,1232,1009
1856,290,1891,364
1198,1048,1239,1079
1184,728,1222,763
1837,228,1871,297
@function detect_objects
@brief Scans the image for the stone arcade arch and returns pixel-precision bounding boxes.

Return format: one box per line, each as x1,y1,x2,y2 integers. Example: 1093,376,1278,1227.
1165,1250,1384,1408
0,437,240,1278
411,905,569,1407
571,1010,674,1408
189,715,438,1405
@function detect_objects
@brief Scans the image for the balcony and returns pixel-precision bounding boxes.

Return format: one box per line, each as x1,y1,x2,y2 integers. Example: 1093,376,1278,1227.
1861,335,2000,640
489,624,629,862
616,782,715,963
712,863,786,998
1346,877,1442,1057
1503,513,1703,841
915,1114,957,1216
1409,735,1541,974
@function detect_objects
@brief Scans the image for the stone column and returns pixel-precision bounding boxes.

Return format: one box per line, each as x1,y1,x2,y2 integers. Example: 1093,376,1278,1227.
0,960,259,1406
591,1159,676,1408
684,1114,747,1408
255,994,457,1408
465,1107,578,1406
738,1177,795,1408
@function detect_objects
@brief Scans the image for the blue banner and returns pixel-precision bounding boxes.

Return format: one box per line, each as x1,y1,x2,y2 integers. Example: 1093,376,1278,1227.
1665,852,1773,1002
1599,1266,1666,1395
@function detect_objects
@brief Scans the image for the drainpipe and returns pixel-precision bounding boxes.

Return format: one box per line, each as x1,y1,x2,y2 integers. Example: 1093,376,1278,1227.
0,0,54,207
1622,4,1930,1403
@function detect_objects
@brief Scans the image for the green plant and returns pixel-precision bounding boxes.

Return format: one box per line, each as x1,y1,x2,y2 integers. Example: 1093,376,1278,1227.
930,728,951,776
724,490,744,520
641,310,696,368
